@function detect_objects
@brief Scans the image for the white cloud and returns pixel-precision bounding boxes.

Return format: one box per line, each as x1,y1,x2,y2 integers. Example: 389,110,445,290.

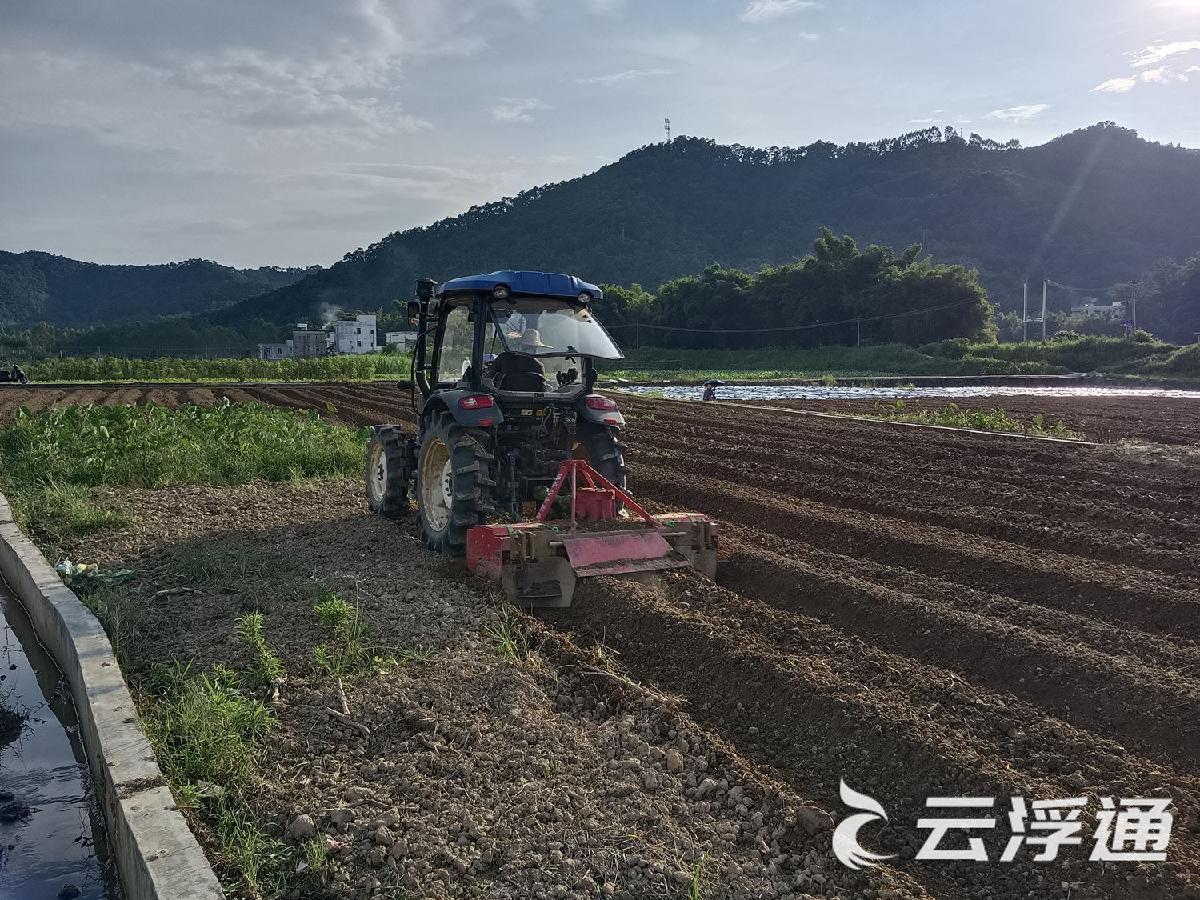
1092,76,1138,93
576,68,671,86
1132,40,1200,67
985,103,1050,122
1140,66,1169,83
740,1,820,23
797,31,820,41
488,97,547,123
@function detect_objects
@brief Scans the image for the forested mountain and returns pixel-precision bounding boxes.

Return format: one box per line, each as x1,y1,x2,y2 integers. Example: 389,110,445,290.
0,252,310,327
218,123,1200,327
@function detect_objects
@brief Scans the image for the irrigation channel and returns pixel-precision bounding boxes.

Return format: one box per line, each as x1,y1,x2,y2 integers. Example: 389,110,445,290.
618,384,1200,402
0,579,113,900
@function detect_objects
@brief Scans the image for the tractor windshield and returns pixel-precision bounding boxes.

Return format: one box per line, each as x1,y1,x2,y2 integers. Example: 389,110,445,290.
489,300,623,359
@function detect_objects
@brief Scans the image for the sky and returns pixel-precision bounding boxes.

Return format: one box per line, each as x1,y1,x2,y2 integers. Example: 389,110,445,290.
1,0,1199,269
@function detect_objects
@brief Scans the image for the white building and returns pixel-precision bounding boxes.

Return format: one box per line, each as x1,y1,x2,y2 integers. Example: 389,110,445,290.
1070,300,1126,318
332,314,377,354
292,329,328,358
257,343,292,360
385,331,419,351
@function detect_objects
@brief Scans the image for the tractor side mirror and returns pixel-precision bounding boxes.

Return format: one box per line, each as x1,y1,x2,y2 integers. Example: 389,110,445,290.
407,300,422,320
415,277,436,300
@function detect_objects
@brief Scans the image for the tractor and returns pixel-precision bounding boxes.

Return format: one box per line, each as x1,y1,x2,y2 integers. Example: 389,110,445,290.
365,270,717,606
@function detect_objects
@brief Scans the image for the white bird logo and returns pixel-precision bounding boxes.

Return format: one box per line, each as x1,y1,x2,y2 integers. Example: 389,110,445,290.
833,780,899,870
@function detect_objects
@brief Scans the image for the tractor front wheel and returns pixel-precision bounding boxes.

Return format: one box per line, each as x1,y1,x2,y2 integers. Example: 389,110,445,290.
365,426,411,518
417,413,495,555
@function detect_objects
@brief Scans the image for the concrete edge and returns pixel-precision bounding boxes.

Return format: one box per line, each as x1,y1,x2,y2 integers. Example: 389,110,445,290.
0,490,223,900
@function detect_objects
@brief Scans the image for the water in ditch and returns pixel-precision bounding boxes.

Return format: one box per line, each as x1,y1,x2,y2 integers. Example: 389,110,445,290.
0,580,114,900
618,384,1200,402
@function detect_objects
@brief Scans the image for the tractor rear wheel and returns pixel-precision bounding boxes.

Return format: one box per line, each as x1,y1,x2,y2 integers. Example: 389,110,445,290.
417,412,495,555
577,423,627,492
365,426,410,518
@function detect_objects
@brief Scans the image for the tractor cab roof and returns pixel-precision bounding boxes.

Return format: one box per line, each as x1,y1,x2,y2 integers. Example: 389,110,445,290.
438,270,603,302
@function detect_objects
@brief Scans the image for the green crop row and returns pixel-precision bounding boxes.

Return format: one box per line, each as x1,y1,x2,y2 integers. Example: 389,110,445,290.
24,352,411,383
0,401,369,543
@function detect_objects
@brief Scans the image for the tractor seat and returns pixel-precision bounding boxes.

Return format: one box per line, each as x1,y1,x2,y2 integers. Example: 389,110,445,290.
496,371,547,393
490,352,547,393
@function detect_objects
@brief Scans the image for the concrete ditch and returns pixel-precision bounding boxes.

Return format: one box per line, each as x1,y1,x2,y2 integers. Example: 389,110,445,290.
0,491,221,900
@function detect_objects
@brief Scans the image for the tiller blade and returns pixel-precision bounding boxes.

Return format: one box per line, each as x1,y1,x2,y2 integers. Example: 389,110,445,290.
466,459,718,607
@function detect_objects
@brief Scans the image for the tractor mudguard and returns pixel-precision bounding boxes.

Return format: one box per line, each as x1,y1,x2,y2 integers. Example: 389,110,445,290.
576,396,626,428
425,390,505,428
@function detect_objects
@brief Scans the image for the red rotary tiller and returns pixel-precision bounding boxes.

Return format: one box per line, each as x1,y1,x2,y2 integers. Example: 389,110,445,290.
466,459,718,607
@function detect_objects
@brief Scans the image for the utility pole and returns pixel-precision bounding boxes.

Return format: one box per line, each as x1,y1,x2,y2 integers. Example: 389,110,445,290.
1041,280,1048,342
856,316,862,347
1130,297,1138,334
1022,282,1028,343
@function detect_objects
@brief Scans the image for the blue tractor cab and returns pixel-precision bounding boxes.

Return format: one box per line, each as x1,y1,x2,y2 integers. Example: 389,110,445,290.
438,270,603,303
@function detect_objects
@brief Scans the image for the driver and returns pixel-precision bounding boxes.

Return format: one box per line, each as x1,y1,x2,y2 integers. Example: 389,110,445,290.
488,326,549,390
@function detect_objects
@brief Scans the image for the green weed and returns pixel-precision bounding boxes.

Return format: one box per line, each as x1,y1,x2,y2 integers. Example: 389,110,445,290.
866,401,1082,438
488,610,530,663
312,588,398,678
689,854,708,900
234,613,285,686
302,837,329,876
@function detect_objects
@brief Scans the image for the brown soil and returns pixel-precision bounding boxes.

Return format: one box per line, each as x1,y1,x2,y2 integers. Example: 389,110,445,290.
742,394,1200,446
66,481,924,900
17,382,1200,898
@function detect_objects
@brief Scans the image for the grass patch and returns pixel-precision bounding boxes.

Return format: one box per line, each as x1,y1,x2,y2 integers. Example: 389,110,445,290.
145,663,273,784
142,661,285,896
11,482,131,545
604,336,1191,382
605,344,1045,381
75,583,136,659
862,400,1082,438
0,400,368,544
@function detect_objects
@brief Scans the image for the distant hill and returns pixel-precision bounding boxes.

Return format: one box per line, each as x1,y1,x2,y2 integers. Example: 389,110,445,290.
0,252,311,327
217,123,1200,327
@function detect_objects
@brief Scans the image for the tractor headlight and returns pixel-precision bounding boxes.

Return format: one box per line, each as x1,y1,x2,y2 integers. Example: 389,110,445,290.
492,285,511,300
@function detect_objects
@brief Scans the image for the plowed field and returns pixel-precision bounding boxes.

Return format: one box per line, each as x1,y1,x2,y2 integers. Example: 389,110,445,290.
4,382,1198,898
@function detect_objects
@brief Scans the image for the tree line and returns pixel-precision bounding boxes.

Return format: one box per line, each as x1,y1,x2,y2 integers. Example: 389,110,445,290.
592,229,995,349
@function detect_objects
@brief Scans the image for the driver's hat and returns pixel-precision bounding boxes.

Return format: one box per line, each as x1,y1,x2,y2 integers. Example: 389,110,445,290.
517,328,549,348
